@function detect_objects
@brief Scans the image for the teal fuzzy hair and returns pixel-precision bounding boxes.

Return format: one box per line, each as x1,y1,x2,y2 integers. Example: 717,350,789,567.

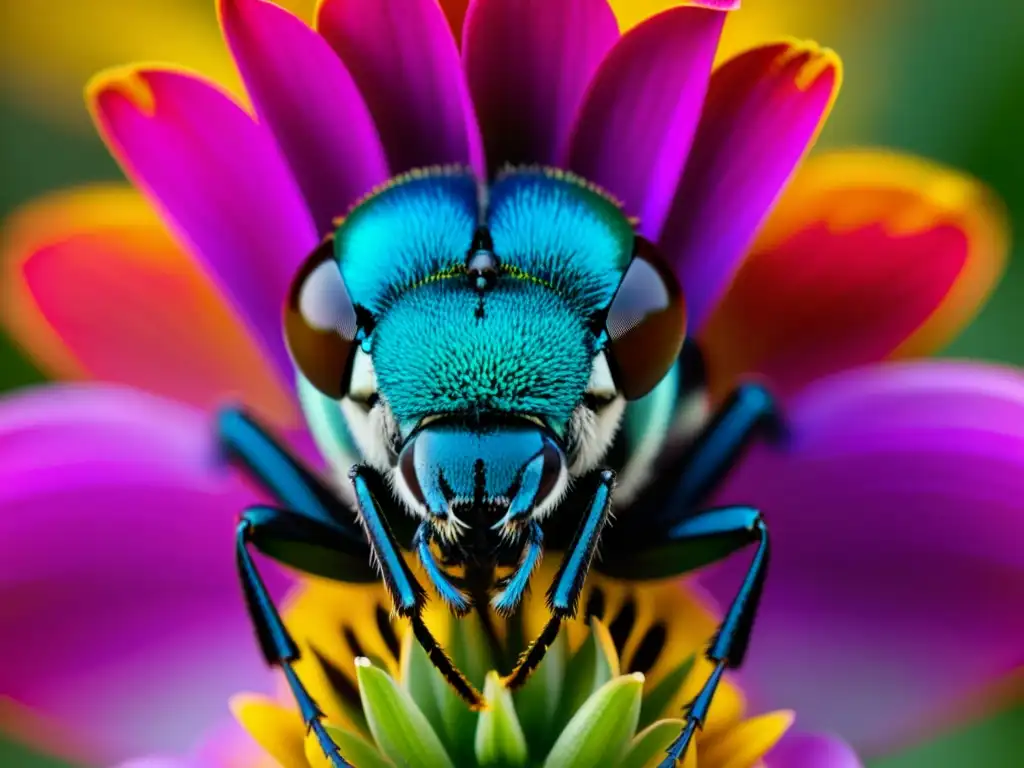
334,166,637,429
372,279,593,428
335,166,634,318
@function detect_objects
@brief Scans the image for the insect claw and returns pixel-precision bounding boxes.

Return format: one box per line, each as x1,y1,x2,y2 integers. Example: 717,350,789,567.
431,508,469,545
490,510,522,534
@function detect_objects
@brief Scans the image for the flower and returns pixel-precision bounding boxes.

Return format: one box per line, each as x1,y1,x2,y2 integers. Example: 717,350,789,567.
0,0,853,129
124,569,862,768
0,0,1022,766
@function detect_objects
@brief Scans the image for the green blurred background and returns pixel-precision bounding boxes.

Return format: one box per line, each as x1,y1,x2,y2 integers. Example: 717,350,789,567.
0,0,1020,765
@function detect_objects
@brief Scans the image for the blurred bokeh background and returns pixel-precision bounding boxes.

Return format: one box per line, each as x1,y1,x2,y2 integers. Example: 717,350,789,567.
0,0,1020,765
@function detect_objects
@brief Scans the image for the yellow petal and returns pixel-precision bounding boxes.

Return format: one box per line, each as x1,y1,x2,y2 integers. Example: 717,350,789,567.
284,576,408,732
700,710,795,768
230,693,308,768
658,661,746,740
608,0,840,60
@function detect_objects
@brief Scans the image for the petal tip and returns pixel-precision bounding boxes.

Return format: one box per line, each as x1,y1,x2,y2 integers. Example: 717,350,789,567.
689,0,741,10
86,65,157,117
773,38,843,94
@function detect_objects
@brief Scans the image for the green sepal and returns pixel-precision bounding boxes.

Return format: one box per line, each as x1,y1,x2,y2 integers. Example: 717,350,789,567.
309,724,396,768
308,651,370,737
355,657,455,768
542,673,644,768
475,672,529,768
513,627,567,758
399,629,446,738
637,654,695,730
554,618,620,730
619,719,686,768
430,613,490,765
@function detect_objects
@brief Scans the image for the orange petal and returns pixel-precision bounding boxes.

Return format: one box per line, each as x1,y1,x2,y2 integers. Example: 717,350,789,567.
700,149,1007,399
1,185,298,426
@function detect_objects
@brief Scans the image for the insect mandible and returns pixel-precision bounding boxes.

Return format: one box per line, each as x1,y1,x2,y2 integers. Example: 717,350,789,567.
219,166,783,768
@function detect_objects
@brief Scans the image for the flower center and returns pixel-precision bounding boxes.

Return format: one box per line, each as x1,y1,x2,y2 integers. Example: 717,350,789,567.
231,564,797,768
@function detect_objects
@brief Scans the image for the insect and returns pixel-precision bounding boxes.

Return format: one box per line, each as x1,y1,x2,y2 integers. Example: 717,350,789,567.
219,166,782,768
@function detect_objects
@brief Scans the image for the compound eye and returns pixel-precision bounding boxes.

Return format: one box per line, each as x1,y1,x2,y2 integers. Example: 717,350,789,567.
284,237,359,398
604,236,687,400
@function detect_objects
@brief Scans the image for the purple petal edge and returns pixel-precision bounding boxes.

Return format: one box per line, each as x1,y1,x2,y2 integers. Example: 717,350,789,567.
704,361,1024,754
765,731,864,768
0,384,288,763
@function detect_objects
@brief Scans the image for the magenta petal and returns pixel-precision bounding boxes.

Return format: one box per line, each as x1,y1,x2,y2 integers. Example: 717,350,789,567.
566,6,724,238
317,0,484,176
658,42,839,329
91,68,317,382
765,732,863,768
114,718,265,768
0,385,288,764
704,362,1024,754
220,0,389,234
464,0,619,172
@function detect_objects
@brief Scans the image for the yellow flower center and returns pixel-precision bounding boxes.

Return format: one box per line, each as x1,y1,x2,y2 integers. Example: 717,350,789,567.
231,562,794,767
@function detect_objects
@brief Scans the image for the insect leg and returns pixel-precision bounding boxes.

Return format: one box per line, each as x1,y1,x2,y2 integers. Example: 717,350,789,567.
503,470,615,690
651,505,770,768
662,383,783,516
350,465,486,709
413,519,472,615
491,519,544,616
217,407,374,574
237,507,354,768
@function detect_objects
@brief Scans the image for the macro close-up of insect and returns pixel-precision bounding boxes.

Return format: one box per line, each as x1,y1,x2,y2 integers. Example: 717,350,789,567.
4,2,1024,767
220,166,781,768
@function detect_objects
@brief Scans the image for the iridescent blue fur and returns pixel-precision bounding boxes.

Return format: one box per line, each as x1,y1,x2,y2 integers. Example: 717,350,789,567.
373,281,592,428
331,167,635,433
336,171,479,315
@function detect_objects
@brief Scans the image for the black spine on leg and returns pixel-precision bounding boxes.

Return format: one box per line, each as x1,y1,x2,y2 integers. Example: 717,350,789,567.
503,470,615,692
350,464,486,710
503,616,562,691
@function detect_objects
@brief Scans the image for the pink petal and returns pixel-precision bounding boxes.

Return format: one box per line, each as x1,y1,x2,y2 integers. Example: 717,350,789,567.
220,0,390,234
316,0,484,176
113,718,266,768
658,41,841,329
703,362,1024,754
0,385,289,764
89,67,318,383
765,732,864,768
566,5,725,237
463,0,619,172
1,185,298,429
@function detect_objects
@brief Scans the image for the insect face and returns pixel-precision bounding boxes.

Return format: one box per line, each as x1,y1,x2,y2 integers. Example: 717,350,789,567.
397,417,567,541
374,278,582,539
284,166,687,559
